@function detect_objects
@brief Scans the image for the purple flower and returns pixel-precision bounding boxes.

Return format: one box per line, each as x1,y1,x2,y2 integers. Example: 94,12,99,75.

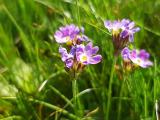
104,19,140,56
55,25,102,73
121,47,153,68
59,46,75,68
104,19,140,41
54,24,88,45
76,42,102,65
129,49,153,68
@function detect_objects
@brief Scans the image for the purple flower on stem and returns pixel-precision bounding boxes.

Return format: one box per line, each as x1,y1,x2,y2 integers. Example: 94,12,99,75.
121,47,153,68
104,19,140,56
54,24,88,45
76,42,102,65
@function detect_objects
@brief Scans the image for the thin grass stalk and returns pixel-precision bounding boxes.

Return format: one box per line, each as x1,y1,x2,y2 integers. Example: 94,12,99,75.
49,85,74,108
0,116,22,120
106,57,117,120
144,81,148,118
32,99,80,120
153,58,157,119
72,73,83,118
117,76,126,120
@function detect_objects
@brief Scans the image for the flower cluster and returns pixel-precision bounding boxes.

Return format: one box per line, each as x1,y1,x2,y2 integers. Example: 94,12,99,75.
121,47,153,68
54,24,102,73
104,19,140,56
104,18,152,68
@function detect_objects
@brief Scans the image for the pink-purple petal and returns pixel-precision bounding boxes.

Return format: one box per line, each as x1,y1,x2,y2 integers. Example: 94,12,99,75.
65,59,74,68
76,44,85,53
89,55,102,64
92,46,99,55
85,42,93,52
121,47,130,60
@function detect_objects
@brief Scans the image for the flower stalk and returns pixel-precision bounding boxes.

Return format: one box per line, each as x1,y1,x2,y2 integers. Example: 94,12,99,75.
106,57,117,120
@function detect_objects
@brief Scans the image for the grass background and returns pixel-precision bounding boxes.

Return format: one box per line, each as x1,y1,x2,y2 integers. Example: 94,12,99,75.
0,0,160,119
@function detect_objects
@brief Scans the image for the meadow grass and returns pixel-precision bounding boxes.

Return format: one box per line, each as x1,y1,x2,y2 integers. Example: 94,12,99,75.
0,0,160,120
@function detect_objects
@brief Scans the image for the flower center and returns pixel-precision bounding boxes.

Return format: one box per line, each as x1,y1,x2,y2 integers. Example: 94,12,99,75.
80,54,88,63
112,29,120,36
66,37,72,46
137,59,141,64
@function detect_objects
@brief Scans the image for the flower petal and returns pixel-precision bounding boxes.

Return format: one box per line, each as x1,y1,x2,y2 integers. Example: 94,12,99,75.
59,46,67,54
76,44,85,53
120,30,128,38
89,55,102,64
129,33,134,42
121,47,130,60
65,59,74,68
128,22,135,29
132,27,140,33
139,49,150,60
143,61,153,67
76,44,85,61
70,46,76,56
104,20,112,32
54,31,68,43
85,42,93,52
59,46,73,62
92,46,99,55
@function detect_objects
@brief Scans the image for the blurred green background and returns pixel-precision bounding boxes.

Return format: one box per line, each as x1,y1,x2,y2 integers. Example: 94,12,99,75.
0,0,160,120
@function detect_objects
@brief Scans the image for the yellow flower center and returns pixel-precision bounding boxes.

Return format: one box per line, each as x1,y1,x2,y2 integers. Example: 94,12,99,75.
66,37,72,46
113,29,119,36
80,54,88,63
133,58,141,68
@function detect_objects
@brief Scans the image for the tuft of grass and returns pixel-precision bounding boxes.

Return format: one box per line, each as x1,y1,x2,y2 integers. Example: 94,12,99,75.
0,0,160,119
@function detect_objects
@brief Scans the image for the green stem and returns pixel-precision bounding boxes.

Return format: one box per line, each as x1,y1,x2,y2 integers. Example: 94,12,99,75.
106,58,117,120
76,0,80,26
72,73,83,118
144,81,148,118
0,116,22,120
72,78,78,112
117,76,126,120
153,58,157,119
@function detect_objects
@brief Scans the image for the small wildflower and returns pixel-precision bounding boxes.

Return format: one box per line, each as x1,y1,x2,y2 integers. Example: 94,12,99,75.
54,24,88,45
121,47,153,68
129,49,153,68
104,19,140,56
76,42,102,65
